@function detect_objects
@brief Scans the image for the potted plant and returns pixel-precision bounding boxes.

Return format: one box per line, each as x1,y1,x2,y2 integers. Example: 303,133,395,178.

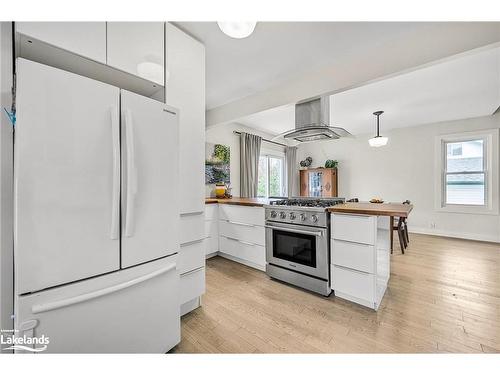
325,159,338,169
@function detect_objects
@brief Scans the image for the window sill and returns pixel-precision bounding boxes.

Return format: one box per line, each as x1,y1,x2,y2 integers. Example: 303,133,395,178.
436,204,499,216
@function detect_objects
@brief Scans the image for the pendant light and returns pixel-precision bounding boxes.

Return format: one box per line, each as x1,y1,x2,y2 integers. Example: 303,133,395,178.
368,111,388,147
217,22,257,39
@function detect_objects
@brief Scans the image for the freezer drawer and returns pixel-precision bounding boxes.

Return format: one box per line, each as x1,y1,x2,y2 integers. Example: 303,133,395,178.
14,256,180,353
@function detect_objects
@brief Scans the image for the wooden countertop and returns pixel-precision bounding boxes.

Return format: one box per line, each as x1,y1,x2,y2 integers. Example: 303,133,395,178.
205,197,276,207
328,202,413,217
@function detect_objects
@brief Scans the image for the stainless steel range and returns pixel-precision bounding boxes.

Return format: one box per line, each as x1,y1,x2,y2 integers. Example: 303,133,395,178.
264,197,345,296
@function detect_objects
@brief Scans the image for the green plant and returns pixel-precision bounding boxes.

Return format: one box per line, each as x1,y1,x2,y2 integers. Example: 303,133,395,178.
214,144,230,163
325,159,338,169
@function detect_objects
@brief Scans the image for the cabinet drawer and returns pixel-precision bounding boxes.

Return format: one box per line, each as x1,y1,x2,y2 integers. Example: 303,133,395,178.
218,205,264,227
204,219,218,239
178,240,205,274
204,204,218,221
331,266,375,305
331,214,376,245
219,236,266,268
180,213,205,244
180,267,205,305
331,239,375,274
219,220,265,246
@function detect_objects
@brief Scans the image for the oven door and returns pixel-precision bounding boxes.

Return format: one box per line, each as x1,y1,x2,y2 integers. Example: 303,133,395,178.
265,221,328,280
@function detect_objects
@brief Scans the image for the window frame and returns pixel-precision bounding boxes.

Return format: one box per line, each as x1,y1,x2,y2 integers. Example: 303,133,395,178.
258,152,287,199
434,129,499,215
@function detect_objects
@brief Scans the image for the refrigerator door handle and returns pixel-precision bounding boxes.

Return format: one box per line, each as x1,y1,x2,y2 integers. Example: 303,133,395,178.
31,263,176,314
123,108,137,237
110,107,120,240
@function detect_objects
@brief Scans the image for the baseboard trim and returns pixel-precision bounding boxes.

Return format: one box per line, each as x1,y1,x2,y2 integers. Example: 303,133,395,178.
409,226,500,243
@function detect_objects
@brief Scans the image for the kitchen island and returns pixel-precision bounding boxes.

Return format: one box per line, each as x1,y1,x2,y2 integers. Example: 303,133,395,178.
327,202,413,310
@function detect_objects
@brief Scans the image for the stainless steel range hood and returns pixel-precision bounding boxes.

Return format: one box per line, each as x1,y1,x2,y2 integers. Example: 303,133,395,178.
282,96,352,142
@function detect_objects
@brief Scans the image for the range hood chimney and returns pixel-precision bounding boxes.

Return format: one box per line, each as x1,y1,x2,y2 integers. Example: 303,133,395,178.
282,96,352,142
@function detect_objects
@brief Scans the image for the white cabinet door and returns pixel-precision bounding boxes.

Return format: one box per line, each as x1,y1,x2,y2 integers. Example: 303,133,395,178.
165,23,205,215
107,22,165,85
15,256,180,353
120,90,179,268
16,22,106,63
14,59,120,294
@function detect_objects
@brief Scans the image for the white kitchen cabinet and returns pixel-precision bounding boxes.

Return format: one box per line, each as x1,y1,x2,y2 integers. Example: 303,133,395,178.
219,236,266,271
331,214,376,245
107,22,165,85
16,22,106,63
178,239,205,274
219,220,265,247
180,213,206,244
165,23,206,316
218,205,265,227
217,205,266,271
331,213,391,310
165,23,205,216
205,205,219,257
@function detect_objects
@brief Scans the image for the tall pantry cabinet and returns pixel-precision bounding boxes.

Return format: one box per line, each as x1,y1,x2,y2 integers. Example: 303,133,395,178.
165,24,207,316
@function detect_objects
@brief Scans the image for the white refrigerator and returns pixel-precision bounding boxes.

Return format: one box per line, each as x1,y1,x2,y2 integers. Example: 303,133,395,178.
13,58,180,353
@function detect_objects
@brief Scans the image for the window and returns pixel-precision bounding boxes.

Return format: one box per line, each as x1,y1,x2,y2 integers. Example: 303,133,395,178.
445,139,485,205
435,129,499,214
258,155,286,198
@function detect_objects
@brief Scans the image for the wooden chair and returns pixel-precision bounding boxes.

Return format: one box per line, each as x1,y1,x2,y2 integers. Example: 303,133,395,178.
392,200,411,254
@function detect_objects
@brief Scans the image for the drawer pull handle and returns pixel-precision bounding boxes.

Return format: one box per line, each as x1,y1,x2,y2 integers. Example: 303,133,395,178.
223,236,255,247
226,220,255,228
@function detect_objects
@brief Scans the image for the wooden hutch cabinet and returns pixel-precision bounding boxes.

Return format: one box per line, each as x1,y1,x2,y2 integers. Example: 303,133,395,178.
300,168,338,197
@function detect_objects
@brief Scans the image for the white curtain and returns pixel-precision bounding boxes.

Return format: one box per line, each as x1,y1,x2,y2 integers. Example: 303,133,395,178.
240,132,262,198
286,146,299,197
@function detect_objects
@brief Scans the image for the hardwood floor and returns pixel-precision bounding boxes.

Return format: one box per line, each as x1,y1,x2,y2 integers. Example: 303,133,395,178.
173,234,500,353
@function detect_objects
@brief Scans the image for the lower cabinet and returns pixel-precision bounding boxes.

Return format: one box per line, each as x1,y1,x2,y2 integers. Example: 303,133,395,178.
219,236,266,271
330,213,390,310
179,212,206,316
331,265,375,308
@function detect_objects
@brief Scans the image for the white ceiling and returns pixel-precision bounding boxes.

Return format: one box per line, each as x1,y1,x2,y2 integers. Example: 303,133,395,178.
235,47,500,136
175,22,433,109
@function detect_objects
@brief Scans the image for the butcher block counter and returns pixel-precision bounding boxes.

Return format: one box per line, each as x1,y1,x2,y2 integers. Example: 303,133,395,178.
205,197,276,207
328,202,413,217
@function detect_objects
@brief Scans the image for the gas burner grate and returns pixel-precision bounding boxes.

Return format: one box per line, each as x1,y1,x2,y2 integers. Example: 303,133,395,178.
270,198,344,208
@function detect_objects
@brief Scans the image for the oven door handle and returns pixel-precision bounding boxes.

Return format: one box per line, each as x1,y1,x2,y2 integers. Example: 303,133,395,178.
265,225,324,237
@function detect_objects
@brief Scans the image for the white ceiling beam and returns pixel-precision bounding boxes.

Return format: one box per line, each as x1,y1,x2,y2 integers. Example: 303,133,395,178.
206,22,500,127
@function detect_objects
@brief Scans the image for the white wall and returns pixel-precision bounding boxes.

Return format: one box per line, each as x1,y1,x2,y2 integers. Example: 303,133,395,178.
0,22,13,348
205,122,284,197
297,114,500,242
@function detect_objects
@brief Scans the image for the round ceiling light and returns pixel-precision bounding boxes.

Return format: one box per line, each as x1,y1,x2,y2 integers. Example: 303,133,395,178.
217,22,257,39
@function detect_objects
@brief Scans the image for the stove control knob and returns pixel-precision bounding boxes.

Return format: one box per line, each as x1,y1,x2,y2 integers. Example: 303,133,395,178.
280,212,287,219
311,214,319,223
270,211,277,218
289,212,296,220
299,213,307,221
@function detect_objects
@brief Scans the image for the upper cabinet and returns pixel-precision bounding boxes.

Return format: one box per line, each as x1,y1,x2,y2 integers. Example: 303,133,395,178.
16,22,106,64
106,22,165,86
